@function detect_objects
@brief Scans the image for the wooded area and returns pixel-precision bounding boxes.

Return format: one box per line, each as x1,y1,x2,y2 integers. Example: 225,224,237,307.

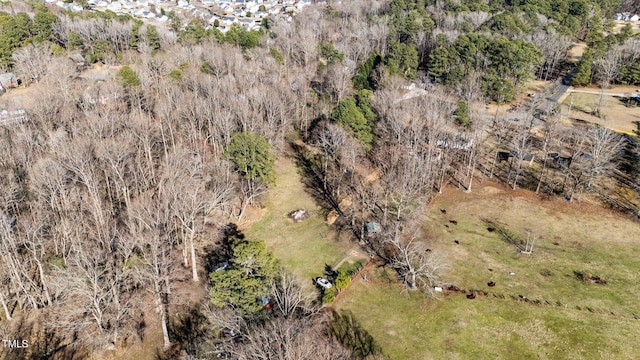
0,0,639,358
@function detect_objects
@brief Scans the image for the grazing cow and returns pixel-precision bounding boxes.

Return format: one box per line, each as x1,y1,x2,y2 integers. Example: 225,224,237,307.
449,220,458,225
497,151,511,162
555,156,572,167
447,285,461,293
454,240,460,244
467,292,476,299
487,281,496,287
440,209,447,214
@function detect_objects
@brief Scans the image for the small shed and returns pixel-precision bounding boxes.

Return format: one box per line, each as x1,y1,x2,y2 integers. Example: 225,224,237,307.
0,73,19,89
365,222,381,234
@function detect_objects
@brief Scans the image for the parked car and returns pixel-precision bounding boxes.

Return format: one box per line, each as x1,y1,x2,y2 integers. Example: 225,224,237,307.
214,261,229,272
316,277,332,289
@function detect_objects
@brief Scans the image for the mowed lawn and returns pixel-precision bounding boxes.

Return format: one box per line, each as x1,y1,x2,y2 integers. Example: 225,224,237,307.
336,182,640,360
246,157,349,286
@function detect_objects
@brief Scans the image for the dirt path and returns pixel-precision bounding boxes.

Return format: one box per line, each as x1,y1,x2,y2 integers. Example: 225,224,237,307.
332,247,370,271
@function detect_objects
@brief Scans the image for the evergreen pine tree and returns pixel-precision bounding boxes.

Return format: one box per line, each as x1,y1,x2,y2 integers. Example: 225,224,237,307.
572,49,592,86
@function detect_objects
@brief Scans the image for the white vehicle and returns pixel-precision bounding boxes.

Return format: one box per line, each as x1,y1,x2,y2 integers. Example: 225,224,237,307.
316,277,332,289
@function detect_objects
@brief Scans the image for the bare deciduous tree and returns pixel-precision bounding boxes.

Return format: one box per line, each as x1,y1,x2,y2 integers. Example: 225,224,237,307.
232,316,352,360
594,47,623,115
386,222,447,294
12,43,55,85
584,126,625,188
129,193,175,350
270,270,315,319
508,124,532,190
536,114,562,193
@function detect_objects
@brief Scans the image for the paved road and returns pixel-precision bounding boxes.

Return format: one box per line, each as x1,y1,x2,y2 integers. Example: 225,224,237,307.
539,84,569,113
550,85,570,102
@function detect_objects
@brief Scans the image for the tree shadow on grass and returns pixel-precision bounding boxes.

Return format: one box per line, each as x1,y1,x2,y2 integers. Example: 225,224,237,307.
481,218,525,251
291,142,341,216
328,309,387,360
1,312,89,360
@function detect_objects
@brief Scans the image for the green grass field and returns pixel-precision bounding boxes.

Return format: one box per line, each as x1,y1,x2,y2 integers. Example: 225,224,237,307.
336,182,640,359
246,158,349,286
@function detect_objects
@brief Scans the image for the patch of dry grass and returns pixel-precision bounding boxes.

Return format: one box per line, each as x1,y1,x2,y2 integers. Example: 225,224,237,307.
562,92,640,133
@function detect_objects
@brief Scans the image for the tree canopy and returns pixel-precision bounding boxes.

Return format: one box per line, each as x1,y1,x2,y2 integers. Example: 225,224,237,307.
386,41,419,80
0,8,58,67
209,229,277,316
572,48,593,86
225,131,276,185
116,65,141,87
331,98,373,151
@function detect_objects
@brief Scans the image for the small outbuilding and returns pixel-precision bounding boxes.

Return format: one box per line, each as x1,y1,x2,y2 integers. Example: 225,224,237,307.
0,73,19,89
365,222,381,234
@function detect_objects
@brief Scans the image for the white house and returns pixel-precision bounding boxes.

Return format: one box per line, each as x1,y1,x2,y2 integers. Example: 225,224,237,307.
107,2,122,10
247,3,260,13
221,16,237,25
239,18,254,28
